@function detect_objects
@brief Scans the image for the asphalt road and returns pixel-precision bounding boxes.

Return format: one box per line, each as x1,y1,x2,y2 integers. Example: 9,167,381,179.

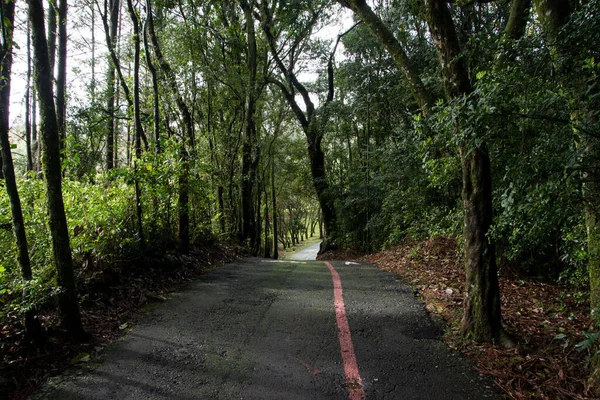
285,242,322,260
37,258,499,399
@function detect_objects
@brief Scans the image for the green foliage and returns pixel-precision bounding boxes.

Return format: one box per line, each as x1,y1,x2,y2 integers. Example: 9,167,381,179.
576,331,600,354
328,0,600,294
0,130,216,325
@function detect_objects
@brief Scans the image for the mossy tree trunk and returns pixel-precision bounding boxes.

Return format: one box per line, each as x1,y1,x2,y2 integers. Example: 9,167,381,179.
459,145,503,341
28,0,86,340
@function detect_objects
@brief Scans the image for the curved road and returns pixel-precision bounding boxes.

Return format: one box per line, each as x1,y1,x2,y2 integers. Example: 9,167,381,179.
285,241,322,260
37,258,498,399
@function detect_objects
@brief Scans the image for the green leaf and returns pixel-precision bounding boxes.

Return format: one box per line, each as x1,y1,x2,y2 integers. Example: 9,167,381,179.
575,332,600,352
10,144,16,149
553,333,567,340
70,352,90,364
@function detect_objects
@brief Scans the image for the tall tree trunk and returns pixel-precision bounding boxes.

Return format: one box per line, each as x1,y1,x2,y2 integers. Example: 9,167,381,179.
25,18,34,172
497,0,531,66
126,0,144,248
240,0,258,252
217,185,226,233
459,145,504,342
56,0,67,154
143,0,160,153
47,0,57,73
306,123,336,253
104,0,119,170
264,184,270,258
0,0,41,340
255,178,262,255
271,155,278,259
113,7,123,169
178,146,190,253
341,0,514,344
533,0,571,40
27,0,86,340
90,2,96,97
33,84,39,171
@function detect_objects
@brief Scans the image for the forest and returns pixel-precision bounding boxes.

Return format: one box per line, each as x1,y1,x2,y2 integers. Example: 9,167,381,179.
0,0,599,397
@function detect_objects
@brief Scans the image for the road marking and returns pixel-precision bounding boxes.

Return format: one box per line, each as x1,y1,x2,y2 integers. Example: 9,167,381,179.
325,261,365,400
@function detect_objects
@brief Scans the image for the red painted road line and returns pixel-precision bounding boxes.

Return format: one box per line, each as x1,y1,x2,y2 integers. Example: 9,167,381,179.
325,261,365,400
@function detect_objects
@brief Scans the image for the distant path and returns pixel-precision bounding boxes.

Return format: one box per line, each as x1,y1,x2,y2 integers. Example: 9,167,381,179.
285,241,321,260
37,258,498,399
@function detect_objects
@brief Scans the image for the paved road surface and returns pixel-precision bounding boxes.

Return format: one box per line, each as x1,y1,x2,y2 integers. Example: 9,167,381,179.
38,259,498,399
285,242,322,260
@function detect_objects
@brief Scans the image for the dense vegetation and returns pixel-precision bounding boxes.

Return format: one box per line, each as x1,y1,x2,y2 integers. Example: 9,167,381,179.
1,0,600,394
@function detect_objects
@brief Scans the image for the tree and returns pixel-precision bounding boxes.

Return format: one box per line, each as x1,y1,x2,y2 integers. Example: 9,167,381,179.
27,0,86,340
56,0,68,153
145,0,195,253
143,0,160,153
126,0,145,248
98,0,149,153
239,0,260,253
260,0,338,252
104,0,120,170
531,0,600,387
0,0,41,340
25,18,34,172
339,0,529,344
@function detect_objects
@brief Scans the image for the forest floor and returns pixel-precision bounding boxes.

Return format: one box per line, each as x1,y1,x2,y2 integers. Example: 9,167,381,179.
319,236,596,399
0,241,243,400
